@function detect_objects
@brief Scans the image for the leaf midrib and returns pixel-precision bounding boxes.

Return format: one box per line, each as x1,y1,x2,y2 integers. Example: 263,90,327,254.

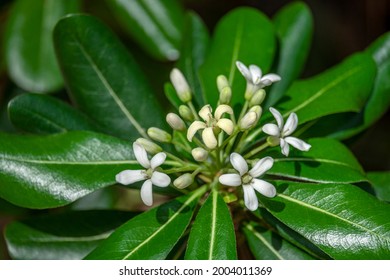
18,232,112,243
208,191,218,260
274,157,363,172
1,156,137,165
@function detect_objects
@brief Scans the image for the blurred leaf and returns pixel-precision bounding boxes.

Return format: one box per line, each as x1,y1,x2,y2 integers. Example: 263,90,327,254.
260,181,390,259
265,2,313,108
367,171,390,202
0,131,138,209
243,223,315,260
8,93,98,134
5,210,136,260
199,7,275,107
85,187,205,260
106,0,184,61
177,12,209,106
267,138,367,184
185,190,237,260
4,0,79,93
54,14,167,141
271,53,376,124
164,82,181,110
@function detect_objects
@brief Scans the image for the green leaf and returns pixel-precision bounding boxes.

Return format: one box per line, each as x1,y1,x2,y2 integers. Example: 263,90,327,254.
4,0,80,93
106,0,184,61
199,7,275,107
5,210,136,260
265,2,313,108
0,131,137,209
260,181,390,259
185,190,237,260
8,93,98,134
243,223,315,260
267,138,367,184
85,187,205,260
176,12,210,107
54,14,167,141
367,171,390,202
272,53,376,124
327,32,390,139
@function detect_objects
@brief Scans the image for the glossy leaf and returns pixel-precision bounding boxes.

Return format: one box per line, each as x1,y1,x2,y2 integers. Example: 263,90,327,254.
260,181,390,259
106,0,184,61
243,223,315,260
4,0,79,92
8,93,98,134
265,2,313,108
327,32,390,139
54,14,167,140
176,12,209,106
199,8,275,107
271,53,376,124
185,190,237,260
0,131,138,209
267,138,367,184
5,210,136,260
368,171,390,202
85,187,205,260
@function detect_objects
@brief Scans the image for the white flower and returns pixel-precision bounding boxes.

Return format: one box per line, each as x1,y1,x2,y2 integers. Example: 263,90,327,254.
262,107,311,157
115,143,171,206
187,104,234,149
236,61,281,98
219,153,276,211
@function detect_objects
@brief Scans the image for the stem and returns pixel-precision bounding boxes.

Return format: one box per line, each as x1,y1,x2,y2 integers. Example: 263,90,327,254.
244,142,269,158
163,160,183,167
235,130,249,152
238,100,249,121
245,126,263,144
187,101,199,121
164,166,198,174
172,139,192,153
165,152,187,164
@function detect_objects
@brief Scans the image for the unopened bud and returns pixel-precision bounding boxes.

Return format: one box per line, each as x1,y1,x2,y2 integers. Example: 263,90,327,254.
217,75,229,92
239,112,257,130
191,147,209,162
249,105,262,122
219,87,232,104
135,138,162,155
173,173,193,189
170,68,192,103
147,127,172,143
166,113,185,131
179,105,194,121
249,89,266,106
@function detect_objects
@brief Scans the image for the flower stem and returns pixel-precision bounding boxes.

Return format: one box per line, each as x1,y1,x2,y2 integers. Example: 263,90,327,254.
243,142,269,159
187,101,199,121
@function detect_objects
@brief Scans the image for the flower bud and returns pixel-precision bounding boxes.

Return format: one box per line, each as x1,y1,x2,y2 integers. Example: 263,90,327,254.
249,105,262,123
238,112,257,130
173,173,193,189
135,138,162,154
217,75,229,92
147,127,172,143
166,113,185,131
170,68,192,103
191,147,209,162
179,105,194,121
219,87,232,104
249,89,266,106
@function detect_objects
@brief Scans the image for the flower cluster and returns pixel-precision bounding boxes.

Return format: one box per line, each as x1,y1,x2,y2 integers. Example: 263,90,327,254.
116,62,311,211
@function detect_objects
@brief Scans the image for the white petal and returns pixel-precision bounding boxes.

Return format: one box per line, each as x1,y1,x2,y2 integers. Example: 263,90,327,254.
187,121,206,141
269,107,284,130
261,73,281,83
262,123,280,137
214,104,233,120
280,138,290,157
202,127,217,149
133,142,150,169
150,152,166,169
140,179,153,206
230,153,248,176
217,118,234,135
251,179,276,198
283,113,298,136
236,61,251,81
243,185,258,211
285,137,311,152
151,171,171,187
199,105,212,122
219,174,242,187
249,157,274,178
116,170,146,185
249,65,262,84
